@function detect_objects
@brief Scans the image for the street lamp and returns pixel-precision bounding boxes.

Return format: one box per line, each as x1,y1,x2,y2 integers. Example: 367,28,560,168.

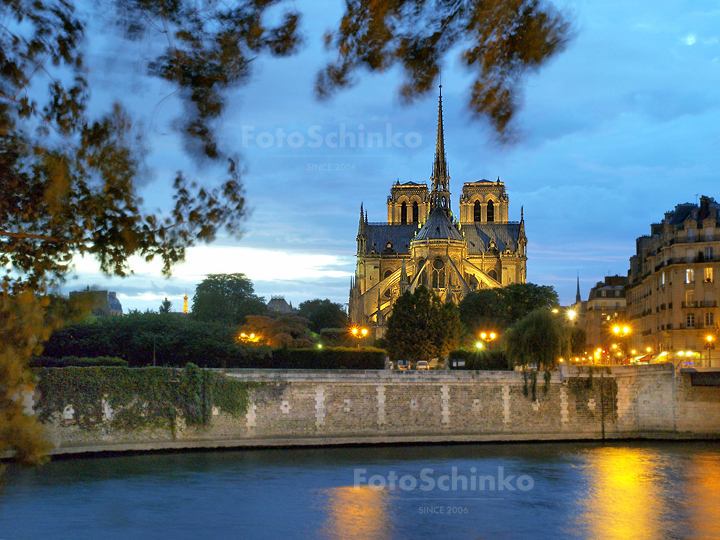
612,325,631,364
705,335,715,366
567,309,576,321
351,327,368,348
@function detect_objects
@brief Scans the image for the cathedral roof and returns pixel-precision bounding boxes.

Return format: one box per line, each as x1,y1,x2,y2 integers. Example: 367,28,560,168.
463,222,523,254
364,223,418,254
414,207,463,242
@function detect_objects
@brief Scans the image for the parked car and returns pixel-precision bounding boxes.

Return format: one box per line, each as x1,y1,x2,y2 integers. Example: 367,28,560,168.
416,361,429,370
397,361,408,370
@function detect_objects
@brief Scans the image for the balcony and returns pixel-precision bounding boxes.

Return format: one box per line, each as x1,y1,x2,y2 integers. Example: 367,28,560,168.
682,301,698,308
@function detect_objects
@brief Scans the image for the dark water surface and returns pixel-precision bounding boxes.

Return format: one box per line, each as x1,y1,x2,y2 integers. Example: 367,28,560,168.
2,441,720,539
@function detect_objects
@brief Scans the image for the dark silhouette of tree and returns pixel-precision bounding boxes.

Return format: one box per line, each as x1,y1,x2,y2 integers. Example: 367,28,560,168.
159,298,173,314
191,273,266,325
459,283,559,337
386,286,461,362
298,299,349,333
505,308,569,370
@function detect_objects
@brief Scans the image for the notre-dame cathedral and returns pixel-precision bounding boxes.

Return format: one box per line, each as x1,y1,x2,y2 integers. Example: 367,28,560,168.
349,88,528,337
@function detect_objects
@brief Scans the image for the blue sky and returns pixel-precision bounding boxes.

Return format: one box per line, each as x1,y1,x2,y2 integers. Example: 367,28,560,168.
64,0,720,313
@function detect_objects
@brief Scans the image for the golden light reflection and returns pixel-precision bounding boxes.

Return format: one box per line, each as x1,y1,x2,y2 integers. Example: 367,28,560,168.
686,453,720,538
320,485,391,540
577,447,664,540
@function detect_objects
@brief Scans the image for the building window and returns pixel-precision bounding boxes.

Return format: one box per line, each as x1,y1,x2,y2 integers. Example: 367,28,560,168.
686,290,695,306
705,268,714,283
488,269,498,281
487,200,495,222
432,258,445,289
383,269,392,279
661,272,666,286
686,314,695,328
686,269,695,284
474,200,481,222
687,228,696,241
400,202,407,224
706,313,715,327
412,201,419,223
705,247,714,260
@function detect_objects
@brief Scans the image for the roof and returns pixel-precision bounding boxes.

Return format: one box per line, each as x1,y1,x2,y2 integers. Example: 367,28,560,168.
414,207,463,242
462,222,523,254
365,223,418,255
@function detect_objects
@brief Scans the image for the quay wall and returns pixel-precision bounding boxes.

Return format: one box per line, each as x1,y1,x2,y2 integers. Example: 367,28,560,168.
34,364,720,455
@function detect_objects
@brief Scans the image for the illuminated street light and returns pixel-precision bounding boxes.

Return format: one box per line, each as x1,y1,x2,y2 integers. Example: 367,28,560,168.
567,310,576,321
351,327,368,348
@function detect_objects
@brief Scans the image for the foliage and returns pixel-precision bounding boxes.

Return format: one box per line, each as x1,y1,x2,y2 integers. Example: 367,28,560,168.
318,0,572,137
242,315,315,349
319,328,354,347
298,299,349,333
192,273,266,325
385,286,461,362
159,298,172,314
34,364,256,432
28,356,128,368
505,308,569,370
569,326,587,355
40,311,270,368
459,283,559,338
0,292,90,468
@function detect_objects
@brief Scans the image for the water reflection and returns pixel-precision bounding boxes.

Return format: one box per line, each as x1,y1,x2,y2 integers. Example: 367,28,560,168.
686,453,720,539
577,447,668,540
320,486,391,540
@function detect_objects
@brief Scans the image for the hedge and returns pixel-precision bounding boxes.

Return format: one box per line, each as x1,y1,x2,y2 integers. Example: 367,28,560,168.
29,356,128,368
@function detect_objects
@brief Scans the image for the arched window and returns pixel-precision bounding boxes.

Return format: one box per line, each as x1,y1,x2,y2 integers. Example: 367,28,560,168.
487,200,495,222
401,202,407,224
412,201,419,223
432,258,446,289
488,269,498,281
383,269,393,279
474,200,482,222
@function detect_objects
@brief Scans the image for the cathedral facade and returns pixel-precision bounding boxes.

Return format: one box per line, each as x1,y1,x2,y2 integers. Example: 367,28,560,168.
349,89,528,336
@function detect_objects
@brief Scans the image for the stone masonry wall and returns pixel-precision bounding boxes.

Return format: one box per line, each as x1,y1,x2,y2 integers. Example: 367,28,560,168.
34,364,720,455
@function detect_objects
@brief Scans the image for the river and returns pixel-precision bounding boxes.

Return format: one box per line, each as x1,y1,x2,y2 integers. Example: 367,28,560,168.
1,441,720,539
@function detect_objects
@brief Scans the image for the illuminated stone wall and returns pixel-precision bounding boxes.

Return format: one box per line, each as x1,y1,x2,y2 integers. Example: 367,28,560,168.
34,363,720,456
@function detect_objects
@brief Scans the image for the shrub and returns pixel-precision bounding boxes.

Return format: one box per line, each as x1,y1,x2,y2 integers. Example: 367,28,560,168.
29,356,128,368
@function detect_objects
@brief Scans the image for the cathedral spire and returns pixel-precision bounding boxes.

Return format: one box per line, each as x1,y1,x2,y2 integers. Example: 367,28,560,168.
358,203,365,234
576,273,581,304
430,85,451,215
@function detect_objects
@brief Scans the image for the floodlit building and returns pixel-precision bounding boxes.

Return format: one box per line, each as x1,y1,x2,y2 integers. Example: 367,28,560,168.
349,88,527,337
627,196,720,358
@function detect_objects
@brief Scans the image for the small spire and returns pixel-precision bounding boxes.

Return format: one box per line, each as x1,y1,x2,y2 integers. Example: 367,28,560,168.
576,273,581,304
358,203,365,234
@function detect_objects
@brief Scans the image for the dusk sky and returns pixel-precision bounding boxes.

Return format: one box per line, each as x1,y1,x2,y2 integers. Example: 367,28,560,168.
64,0,720,313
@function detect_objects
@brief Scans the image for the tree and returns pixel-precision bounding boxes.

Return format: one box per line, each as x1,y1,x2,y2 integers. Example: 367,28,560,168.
317,0,572,137
298,299,349,333
242,315,315,349
385,286,461,362
505,308,569,370
459,283,559,338
159,298,172,314
191,273,266,325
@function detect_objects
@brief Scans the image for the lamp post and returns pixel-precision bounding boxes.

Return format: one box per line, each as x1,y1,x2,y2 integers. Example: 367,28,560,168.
477,331,496,350
612,325,631,364
351,327,368,348
705,335,715,367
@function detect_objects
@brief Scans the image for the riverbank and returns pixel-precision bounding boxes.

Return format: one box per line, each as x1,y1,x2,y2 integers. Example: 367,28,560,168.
23,363,720,457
